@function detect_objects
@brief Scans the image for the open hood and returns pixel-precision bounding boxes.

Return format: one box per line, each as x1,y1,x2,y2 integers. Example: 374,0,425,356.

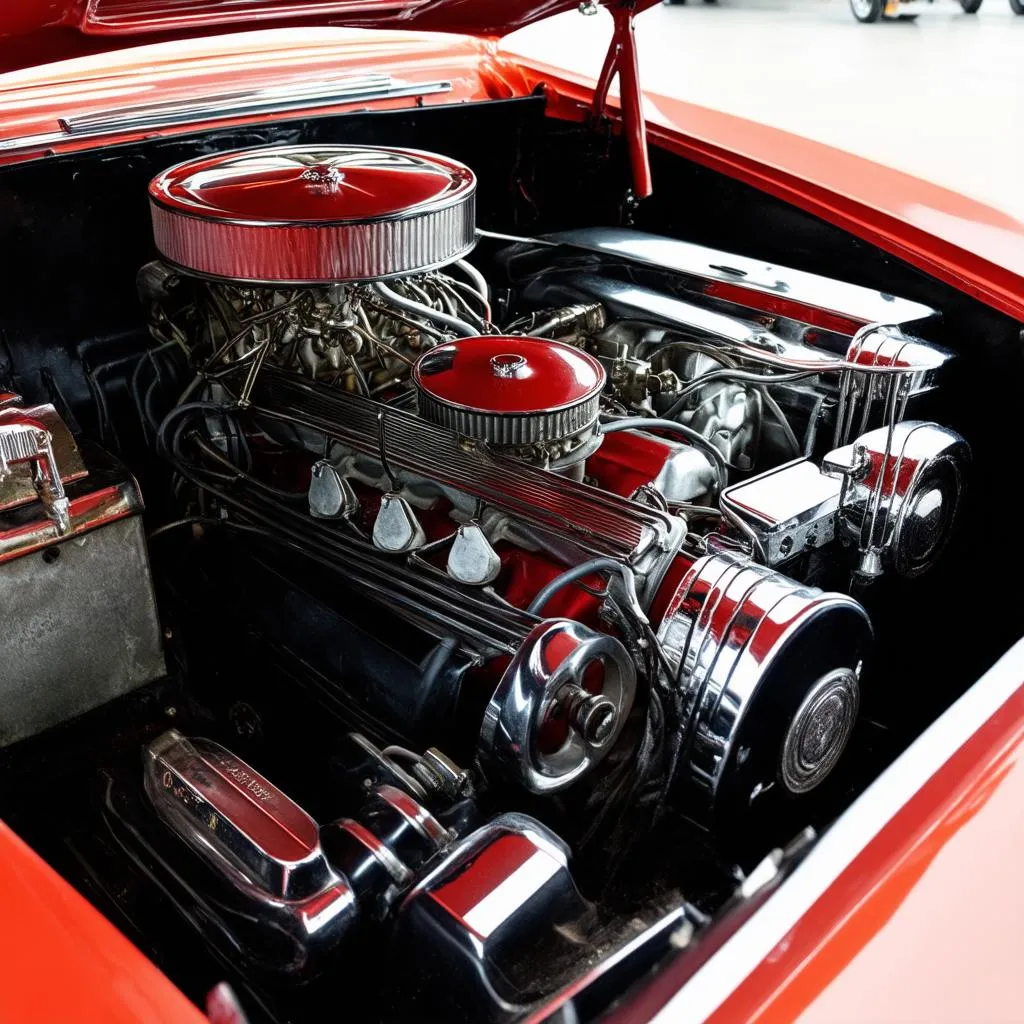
0,0,658,75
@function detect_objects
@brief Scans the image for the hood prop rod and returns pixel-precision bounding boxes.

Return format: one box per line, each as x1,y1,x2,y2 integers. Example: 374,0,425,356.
592,1,653,206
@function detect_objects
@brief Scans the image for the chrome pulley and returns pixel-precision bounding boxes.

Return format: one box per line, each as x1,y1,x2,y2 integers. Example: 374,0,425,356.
478,619,636,794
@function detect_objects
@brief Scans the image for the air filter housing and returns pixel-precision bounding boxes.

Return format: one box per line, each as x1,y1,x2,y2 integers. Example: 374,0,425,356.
413,336,606,448
148,144,476,284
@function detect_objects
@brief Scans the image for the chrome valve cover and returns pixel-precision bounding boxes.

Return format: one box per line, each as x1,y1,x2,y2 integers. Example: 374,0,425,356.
144,730,358,959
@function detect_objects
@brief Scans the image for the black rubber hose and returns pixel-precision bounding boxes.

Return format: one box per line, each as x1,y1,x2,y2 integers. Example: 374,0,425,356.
527,556,645,623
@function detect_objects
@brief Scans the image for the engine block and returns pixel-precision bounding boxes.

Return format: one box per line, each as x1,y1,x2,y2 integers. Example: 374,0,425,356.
140,143,969,915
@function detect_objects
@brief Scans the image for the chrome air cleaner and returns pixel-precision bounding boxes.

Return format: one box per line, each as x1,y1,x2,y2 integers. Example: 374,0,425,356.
413,336,606,450
148,145,476,284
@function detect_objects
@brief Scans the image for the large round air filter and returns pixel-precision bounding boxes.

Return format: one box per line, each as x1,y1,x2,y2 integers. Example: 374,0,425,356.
148,144,476,284
413,336,606,447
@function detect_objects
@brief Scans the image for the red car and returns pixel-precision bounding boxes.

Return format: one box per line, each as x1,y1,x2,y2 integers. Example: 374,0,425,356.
0,3,1021,1022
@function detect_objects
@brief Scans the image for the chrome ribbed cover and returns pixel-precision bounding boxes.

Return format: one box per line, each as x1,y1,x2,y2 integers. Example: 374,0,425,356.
656,550,872,818
256,369,678,564
149,145,476,284
413,337,605,447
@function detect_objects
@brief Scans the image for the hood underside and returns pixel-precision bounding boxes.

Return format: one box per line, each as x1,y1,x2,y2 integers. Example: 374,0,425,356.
0,0,657,75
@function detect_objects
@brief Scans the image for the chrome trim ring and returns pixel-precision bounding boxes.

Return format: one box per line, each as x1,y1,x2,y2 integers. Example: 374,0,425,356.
335,819,413,886
374,784,450,849
416,389,602,446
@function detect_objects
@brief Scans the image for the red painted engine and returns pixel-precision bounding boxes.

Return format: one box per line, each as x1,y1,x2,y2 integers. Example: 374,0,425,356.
142,143,962,820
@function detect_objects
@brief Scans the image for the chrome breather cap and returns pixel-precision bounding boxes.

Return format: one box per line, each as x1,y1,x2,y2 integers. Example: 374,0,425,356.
148,144,477,284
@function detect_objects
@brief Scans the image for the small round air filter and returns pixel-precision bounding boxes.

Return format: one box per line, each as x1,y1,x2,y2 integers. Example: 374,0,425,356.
413,336,606,447
148,144,476,284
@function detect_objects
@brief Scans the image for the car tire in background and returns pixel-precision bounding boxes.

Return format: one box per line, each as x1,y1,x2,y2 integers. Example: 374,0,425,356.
850,0,883,20
959,0,983,11
1010,0,1023,15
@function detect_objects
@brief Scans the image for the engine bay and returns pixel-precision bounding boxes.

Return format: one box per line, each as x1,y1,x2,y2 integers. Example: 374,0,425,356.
0,96,1017,1022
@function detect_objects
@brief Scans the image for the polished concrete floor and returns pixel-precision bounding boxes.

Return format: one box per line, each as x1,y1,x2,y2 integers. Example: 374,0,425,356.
506,0,1024,221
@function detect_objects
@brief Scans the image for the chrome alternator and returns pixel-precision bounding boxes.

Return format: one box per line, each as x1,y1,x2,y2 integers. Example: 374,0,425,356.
657,551,872,818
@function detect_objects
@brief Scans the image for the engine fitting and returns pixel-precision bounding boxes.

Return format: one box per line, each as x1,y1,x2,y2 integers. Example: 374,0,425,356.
0,86,998,1024
141,144,487,398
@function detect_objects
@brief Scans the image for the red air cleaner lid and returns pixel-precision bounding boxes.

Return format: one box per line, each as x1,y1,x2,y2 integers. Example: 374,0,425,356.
149,145,476,284
413,337,606,446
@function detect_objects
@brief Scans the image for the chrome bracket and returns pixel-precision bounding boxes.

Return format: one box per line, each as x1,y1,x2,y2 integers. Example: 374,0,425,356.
0,415,71,534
